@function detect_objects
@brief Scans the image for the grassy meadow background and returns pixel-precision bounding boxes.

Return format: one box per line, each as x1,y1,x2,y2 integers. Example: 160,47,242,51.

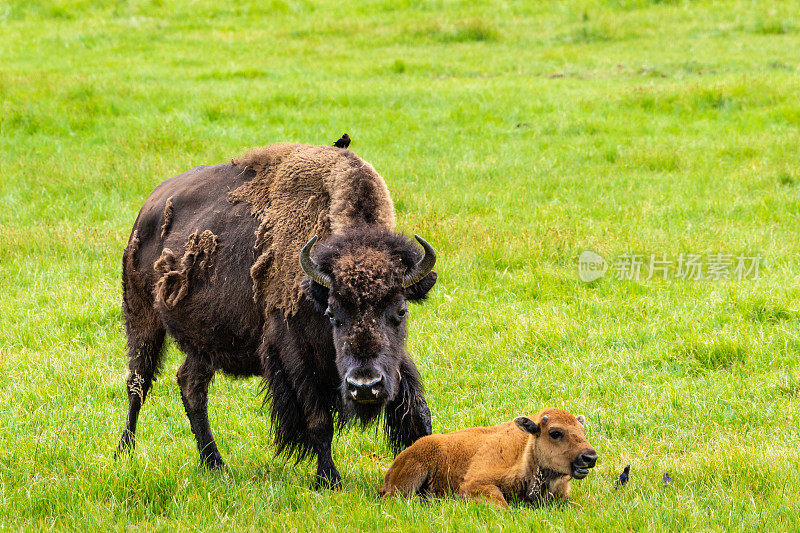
2,0,800,529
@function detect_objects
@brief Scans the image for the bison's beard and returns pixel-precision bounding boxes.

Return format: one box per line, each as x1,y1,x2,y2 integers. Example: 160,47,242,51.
340,394,386,427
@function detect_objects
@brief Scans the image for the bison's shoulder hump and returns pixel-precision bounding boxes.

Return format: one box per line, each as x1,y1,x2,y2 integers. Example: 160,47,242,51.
226,143,396,317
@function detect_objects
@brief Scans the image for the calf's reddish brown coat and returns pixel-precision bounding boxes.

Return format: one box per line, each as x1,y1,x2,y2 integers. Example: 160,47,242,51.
380,408,598,507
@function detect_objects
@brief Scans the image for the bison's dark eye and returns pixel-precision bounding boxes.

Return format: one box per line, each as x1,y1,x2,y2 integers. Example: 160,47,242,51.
549,430,563,440
392,307,408,324
324,308,342,328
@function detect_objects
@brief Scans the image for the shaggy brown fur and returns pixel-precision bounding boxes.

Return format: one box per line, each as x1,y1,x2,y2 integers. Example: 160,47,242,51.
229,143,395,316
160,196,174,239
115,143,436,489
380,408,598,507
127,230,140,264
153,230,218,309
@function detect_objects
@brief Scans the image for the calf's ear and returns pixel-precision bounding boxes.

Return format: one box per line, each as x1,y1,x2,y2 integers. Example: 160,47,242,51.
576,415,586,426
514,416,540,436
406,271,437,302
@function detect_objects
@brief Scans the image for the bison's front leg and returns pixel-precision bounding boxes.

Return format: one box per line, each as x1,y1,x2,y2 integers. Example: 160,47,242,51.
384,357,432,453
262,334,342,489
309,415,341,490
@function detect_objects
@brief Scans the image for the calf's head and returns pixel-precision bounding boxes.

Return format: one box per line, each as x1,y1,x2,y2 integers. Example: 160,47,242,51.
300,228,436,421
515,408,598,479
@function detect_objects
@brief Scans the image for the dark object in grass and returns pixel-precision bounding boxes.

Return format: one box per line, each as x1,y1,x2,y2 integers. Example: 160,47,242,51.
614,464,630,488
662,472,673,485
333,133,351,148
115,142,438,490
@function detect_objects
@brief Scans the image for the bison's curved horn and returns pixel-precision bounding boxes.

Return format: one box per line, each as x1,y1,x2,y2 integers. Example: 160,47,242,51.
299,235,332,289
403,234,436,288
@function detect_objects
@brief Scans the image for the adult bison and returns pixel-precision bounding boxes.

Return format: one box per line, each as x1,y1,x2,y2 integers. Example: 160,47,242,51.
115,142,437,487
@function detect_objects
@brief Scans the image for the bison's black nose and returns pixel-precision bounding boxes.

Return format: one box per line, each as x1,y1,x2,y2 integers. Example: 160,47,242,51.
345,374,386,403
579,450,598,468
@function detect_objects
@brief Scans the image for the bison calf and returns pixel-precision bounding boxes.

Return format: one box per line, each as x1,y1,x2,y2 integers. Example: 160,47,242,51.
380,408,598,507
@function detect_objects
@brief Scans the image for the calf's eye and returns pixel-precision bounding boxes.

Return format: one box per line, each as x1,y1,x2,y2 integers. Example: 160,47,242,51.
549,430,563,440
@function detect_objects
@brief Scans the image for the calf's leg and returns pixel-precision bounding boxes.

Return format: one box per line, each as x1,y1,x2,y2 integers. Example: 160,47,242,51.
380,452,430,497
177,356,225,469
459,481,509,508
547,477,572,500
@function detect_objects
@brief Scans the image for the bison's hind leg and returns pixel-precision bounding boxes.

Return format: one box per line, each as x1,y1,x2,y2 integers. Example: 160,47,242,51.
177,355,226,469
115,296,166,458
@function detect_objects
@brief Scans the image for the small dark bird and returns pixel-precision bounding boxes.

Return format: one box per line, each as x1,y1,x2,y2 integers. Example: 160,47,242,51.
333,133,351,149
614,464,630,488
662,472,673,485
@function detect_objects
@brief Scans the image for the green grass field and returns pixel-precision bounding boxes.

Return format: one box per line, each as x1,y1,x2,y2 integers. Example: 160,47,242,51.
2,0,800,530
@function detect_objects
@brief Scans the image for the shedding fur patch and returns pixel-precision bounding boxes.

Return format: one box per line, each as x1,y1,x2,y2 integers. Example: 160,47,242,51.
228,143,395,316
160,196,174,239
121,229,141,315
126,230,140,268
129,371,146,403
154,230,219,309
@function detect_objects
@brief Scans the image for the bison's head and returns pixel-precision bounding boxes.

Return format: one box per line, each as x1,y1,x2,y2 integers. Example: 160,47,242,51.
300,228,437,422
515,408,598,480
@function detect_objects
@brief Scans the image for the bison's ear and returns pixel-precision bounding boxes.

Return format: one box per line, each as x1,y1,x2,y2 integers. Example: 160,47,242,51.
303,278,330,311
405,271,437,302
514,416,540,436
576,415,586,426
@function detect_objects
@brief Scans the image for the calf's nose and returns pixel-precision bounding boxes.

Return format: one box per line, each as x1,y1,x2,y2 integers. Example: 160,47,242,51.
345,374,385,403
580,450,598,468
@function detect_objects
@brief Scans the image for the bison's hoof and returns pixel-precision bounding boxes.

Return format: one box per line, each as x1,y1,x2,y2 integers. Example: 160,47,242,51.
201,455,227,471
314,468,342,490
114,430,135,459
